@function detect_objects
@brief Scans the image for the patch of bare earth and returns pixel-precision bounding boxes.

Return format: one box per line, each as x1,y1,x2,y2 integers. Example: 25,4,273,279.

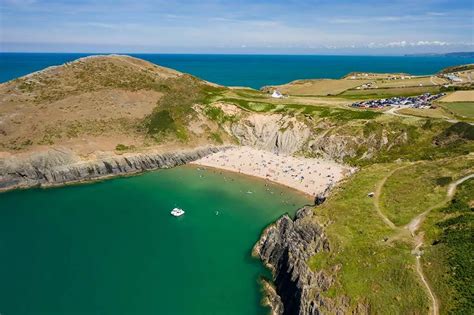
440,90,474,102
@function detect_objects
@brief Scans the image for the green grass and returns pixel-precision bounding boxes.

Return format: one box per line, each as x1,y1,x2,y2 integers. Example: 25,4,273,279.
345,120,474,166
208,132,223,144
147,110,176,134
435,122,474,144
231,88,268,99
379,159,471,226
439,102,474,119
275,103,381,121
422,178,474,314
144,76,225,140
219,98,380,121
115,144,135,151
203,106,236,124
308,163,428,313
308,158,473,312
219,98,277,112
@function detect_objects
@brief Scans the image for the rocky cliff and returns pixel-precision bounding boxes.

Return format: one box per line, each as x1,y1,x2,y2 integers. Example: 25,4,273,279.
230,114,311,155
228,112,410,162
0,146,224,191
254,206,366,315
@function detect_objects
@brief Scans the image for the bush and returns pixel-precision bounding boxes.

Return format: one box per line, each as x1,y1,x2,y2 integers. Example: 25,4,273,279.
115,144,135,151
209,132,223,144
147,110,176,134
203,106,235,124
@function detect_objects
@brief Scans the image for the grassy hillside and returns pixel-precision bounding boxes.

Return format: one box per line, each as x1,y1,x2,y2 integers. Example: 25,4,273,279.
0,55,228,152
309,155,473,313
423,178,474,314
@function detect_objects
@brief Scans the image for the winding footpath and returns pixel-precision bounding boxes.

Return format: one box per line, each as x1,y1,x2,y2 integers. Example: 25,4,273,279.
384,106,413,118
372,165,408,230
383,101,474,126
374,167,474,315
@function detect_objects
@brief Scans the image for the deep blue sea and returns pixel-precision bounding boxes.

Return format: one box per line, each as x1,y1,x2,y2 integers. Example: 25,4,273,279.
1,53,473,89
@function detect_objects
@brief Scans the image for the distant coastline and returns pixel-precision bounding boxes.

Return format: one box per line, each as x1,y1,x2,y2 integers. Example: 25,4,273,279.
404,51,474,58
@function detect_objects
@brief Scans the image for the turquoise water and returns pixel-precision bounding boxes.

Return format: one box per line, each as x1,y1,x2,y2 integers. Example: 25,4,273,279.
0,166,310,314
1,53,473,88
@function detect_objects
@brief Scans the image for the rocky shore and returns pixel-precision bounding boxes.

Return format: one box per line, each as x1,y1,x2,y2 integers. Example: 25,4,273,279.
0,146,225,192
253,206,368,315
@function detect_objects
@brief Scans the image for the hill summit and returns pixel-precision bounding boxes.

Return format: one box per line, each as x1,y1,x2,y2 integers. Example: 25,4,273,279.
0,55,225,153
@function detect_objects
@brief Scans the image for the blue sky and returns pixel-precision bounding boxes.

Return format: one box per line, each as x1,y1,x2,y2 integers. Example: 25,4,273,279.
0,0,473,54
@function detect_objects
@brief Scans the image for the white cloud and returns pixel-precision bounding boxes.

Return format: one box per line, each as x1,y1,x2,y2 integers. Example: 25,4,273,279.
366,40,463,48
413,40,448,46
387,41,407,47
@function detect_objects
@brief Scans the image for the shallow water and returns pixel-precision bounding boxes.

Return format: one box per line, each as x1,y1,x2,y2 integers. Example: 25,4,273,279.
0,166,310,314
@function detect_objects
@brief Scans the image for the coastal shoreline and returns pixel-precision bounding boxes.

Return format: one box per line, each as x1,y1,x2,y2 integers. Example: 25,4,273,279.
0,145,351,199
184,163,314,201
0,146,227,193
191,146,353,198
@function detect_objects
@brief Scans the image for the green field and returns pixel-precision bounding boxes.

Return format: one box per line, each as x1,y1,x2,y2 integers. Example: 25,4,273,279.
422,178,474,314
439,102,474,119
308,156,473,313
309,163,428,313
339,86,441,99
379,160,471,226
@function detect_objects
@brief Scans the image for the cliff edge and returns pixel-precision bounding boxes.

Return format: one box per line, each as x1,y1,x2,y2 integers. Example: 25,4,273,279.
253,206,368,315
0,146,224,191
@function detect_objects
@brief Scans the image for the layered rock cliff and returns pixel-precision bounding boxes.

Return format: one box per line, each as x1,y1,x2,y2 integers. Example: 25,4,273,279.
254,206,365,315
230,114,311,155
227,112,410,162
0,146,224,191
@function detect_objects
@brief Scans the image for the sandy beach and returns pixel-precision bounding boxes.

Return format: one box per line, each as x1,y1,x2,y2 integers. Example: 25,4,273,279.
191,146,353,197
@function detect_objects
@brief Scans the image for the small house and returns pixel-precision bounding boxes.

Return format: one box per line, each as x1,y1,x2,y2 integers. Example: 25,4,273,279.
271,90,284,99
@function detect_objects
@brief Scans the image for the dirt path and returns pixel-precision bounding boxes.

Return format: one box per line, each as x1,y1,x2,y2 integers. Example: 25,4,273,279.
408,174,473,314
415,245,439,315
408,174,473,315
374,166,473,315
447,174,474,197
385,107,413,118
406,173,474,235
372,167,402,229
373,163,422,230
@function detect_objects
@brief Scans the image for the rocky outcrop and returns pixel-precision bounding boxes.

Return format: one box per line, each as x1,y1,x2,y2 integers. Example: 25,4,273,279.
227,111,411,162
0,146,224,191
231,114,310,155
254,206,362,315
308,128,408,162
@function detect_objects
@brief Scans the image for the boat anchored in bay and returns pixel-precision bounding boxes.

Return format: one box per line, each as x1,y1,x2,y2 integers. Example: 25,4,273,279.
171,208,185,217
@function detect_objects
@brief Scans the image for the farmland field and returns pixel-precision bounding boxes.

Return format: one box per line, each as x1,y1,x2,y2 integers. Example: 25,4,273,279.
266,79,370,96
439,102,474,119
440,90,474,102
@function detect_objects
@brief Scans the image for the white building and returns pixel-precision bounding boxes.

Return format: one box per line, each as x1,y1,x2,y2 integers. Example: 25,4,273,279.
271,90,284,98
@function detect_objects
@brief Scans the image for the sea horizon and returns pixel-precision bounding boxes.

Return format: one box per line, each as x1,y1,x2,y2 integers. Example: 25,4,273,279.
2,51,473,56
2,52,473,89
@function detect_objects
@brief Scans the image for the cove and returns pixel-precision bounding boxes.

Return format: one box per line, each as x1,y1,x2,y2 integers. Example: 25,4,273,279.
0,165,310,314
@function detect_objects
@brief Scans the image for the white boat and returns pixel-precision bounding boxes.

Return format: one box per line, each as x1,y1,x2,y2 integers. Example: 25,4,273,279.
171,208,185,217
